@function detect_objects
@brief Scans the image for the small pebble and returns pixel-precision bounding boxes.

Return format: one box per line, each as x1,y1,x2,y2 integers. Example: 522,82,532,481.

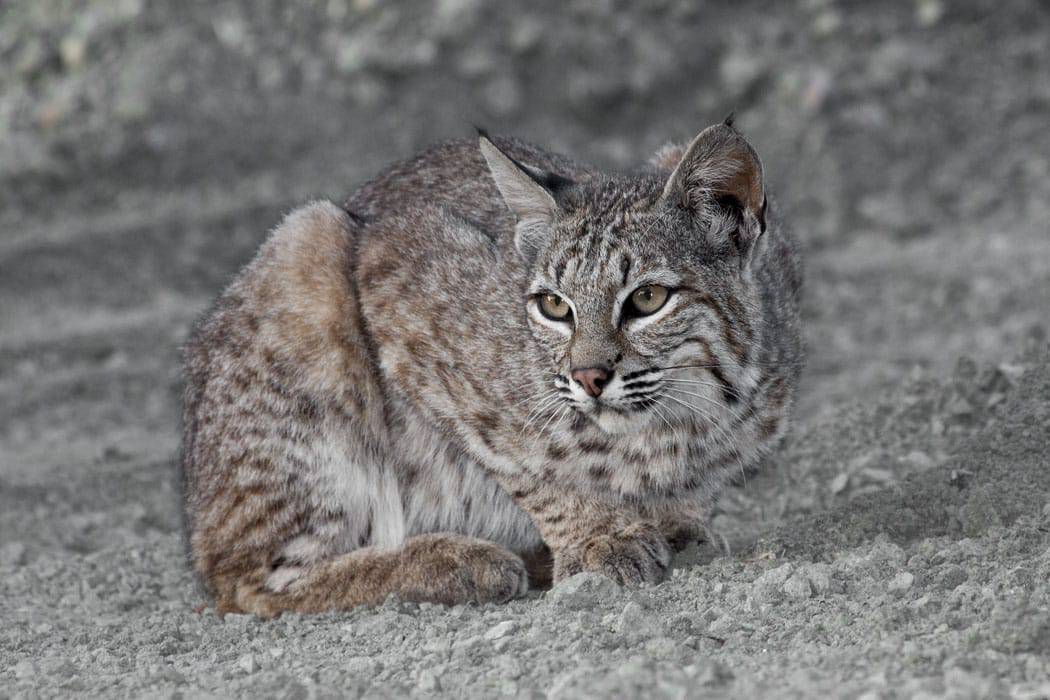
484,620,517,640
783,573,813,600
548,572,621,609
14,660,37,680
417,670,442,692
237,653,259,674
889,572,915,593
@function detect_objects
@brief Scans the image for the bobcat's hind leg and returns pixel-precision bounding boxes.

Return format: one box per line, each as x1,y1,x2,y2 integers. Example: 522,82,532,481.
229,533,529,618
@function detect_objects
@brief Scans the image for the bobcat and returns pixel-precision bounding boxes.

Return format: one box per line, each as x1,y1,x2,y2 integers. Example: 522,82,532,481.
180,120,803,616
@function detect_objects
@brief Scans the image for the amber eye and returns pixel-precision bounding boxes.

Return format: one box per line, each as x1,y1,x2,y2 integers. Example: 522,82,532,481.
628,285,670,316
537,293,572,321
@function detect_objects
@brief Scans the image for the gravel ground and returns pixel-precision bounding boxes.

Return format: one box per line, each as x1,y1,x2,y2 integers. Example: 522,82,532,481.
1,1,1049,698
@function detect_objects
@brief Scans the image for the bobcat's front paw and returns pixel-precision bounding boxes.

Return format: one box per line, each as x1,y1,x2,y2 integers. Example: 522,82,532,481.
399,534,529,605
553,522,671,586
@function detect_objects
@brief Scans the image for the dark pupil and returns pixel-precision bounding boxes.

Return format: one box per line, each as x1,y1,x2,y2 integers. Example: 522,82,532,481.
548,297,562,312
638,288,652,303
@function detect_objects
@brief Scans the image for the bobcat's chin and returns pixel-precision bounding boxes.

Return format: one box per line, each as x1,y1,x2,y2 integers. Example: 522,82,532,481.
586,404,646,435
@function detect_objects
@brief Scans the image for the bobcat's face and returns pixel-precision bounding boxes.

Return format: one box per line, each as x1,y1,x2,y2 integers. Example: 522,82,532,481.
479,124,767,437
524,200,759,436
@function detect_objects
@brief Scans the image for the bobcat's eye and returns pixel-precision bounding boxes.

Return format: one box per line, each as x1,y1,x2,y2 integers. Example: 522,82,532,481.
627,285,670,316
538,293,572,322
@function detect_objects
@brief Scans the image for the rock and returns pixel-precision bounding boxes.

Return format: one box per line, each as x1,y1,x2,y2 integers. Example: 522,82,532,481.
237,653,259,673
59,36,88,71
617,601,662,637
752,563,794,603
13,660,37,680
417,670,442,692
937,565,968,591
483,620,517,641
548,572,621,609
802,563,834,595
783,573,814,600
860,467,896,484
946,396,974,420
888,572,915,593
959,487,1003,537
902,450,934,470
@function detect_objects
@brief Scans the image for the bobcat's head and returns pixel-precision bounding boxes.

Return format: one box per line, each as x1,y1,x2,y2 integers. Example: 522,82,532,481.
481,122,768,436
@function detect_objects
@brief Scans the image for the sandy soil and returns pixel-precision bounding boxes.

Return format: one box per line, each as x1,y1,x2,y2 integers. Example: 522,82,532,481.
1,1,1048,697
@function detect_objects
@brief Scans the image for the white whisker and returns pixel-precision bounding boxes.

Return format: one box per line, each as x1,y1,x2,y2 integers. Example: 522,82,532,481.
662,385,748,424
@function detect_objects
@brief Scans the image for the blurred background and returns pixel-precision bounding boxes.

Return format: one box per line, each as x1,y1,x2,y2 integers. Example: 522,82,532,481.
2,0,1049,520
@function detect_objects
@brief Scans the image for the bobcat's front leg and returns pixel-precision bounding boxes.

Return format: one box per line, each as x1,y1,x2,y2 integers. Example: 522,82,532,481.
507,482,672,586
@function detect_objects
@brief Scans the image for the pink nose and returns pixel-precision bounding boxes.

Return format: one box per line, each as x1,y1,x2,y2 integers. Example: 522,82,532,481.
571,367,610,398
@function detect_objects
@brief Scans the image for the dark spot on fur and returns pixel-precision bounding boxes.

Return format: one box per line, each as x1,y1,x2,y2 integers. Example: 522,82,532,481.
360,256,398,289
588,464,611,480
623,450,648,465
758,416,780,439
578,440,611,454
359,513,373,547
296,394,321,421
474,411,500,432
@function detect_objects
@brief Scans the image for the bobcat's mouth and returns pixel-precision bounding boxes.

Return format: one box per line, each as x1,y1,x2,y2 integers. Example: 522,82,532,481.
577,396,660,435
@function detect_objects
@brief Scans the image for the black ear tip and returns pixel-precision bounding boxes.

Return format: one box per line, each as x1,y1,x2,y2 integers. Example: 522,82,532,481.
473,124,491,140
722,111,736,129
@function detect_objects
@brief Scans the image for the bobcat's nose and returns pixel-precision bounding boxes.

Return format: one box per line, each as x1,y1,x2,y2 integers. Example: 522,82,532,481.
571,367,611,398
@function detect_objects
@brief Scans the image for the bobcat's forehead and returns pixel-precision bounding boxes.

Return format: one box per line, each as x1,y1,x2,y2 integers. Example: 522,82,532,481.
538,178,674,293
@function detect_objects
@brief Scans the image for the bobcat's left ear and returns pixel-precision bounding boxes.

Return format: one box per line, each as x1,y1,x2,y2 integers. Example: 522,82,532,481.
660,122,767,264
479,134,570,262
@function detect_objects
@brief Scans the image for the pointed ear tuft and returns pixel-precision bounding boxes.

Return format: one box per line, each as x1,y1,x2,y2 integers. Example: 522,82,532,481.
479,135,563,260
661,123,766,261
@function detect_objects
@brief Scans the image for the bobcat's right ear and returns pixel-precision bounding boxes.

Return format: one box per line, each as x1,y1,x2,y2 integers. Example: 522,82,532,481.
660,121,766,265
479,135,566,260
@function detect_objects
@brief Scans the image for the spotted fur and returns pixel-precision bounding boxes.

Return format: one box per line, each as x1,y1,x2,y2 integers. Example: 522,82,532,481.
180,123,803,615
